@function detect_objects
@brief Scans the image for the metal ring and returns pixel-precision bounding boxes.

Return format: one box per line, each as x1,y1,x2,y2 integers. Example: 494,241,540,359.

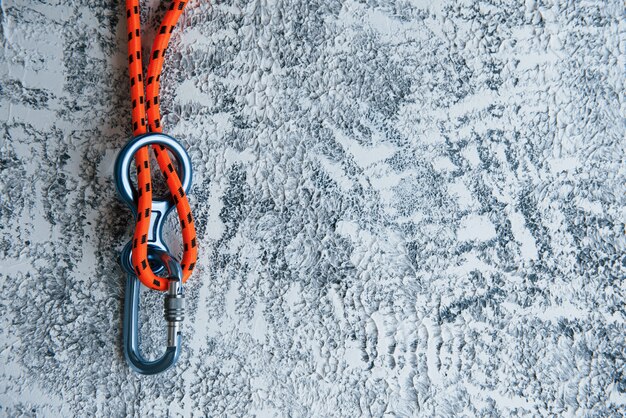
114,133,193,210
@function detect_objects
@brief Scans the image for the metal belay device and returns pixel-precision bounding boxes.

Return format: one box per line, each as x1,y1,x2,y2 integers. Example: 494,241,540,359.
114,133,193,375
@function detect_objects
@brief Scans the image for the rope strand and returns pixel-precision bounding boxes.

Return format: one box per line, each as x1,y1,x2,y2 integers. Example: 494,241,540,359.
125,0,198,291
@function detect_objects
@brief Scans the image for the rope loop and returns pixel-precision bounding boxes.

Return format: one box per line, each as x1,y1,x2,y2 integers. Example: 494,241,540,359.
125,0,198,290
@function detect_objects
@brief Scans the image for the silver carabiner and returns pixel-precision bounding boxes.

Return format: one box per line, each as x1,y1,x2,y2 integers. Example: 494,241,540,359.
123,248,184,375
114,133,193,375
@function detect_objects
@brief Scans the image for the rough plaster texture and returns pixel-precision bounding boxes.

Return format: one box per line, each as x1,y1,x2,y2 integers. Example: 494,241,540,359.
1,0,625,416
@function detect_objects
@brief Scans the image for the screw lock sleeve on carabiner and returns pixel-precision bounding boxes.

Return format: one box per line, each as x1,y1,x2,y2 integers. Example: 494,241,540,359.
165,279,185,347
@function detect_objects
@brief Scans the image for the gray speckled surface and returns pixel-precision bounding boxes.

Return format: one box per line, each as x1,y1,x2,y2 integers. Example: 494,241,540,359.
1,0,625,416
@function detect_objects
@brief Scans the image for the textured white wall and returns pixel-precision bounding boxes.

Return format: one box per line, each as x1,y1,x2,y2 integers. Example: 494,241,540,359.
1,0,625,416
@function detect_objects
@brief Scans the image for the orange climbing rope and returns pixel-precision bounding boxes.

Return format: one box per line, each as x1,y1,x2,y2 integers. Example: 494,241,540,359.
125,0,197,291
